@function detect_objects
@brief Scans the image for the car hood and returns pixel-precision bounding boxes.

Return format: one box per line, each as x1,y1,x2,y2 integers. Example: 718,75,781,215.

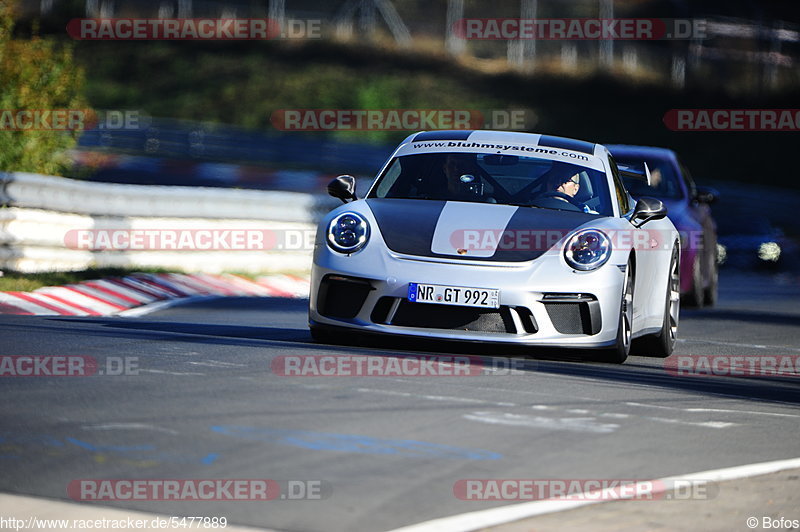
364,198,598,262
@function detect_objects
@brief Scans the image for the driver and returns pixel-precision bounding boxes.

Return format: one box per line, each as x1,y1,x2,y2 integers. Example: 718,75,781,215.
546,173,598,214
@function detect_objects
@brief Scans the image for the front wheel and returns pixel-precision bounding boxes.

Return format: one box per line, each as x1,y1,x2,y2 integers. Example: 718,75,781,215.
683,255,705,308
597,260,633,364
704,260,719,307
633,248,680,358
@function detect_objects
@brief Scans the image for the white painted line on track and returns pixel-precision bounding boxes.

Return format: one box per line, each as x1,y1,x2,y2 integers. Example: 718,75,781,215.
81,423,180,435
385,456,800,532
138,369,206,376
642,416,738,429
625,401,800,418
188,360,248,368
356,387,517,407
464,412,620,434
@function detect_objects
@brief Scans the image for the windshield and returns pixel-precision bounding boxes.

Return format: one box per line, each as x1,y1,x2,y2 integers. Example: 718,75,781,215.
616,156,683,200
368,152,613,216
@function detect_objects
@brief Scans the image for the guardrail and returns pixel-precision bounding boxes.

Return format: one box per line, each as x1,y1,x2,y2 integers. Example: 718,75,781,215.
0,172,337,273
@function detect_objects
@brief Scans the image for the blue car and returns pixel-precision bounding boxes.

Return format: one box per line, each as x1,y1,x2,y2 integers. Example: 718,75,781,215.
607,145,718,307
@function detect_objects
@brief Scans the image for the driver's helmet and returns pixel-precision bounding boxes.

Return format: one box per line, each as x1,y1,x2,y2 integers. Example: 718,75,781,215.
546,170,578,191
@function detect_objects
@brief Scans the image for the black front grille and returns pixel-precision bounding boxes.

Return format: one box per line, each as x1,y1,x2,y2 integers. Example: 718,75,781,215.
370,296,395,323
388,300,516,333
543,295,601,335
317,275,373,319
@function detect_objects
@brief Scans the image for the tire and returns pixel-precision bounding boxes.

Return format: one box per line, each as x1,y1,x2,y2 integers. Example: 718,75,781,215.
633,248,680,358
683,255,705,308
704,260,719,307
597,259,633,364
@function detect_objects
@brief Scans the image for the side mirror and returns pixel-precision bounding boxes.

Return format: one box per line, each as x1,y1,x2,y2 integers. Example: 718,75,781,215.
695,186,718,204
328,175,357,203
631,197,667,227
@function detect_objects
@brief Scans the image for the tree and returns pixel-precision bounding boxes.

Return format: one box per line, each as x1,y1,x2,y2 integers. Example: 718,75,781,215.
0,0,88,175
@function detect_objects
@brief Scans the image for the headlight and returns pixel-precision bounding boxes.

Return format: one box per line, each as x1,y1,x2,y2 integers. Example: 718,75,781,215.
564,229,611,271
327,212,370,254
758,241,780,262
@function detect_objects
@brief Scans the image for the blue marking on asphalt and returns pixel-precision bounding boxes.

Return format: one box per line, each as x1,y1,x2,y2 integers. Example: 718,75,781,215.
0,432,221,465
0,433,65,447
211,426,502,460
65,437,155,452
200,453,220,465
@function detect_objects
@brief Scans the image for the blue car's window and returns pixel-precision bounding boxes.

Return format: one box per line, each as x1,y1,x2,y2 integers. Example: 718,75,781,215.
616,157,684,200
369,153,613,216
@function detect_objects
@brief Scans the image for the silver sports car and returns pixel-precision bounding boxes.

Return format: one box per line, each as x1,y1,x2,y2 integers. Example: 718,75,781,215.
309,130,680,363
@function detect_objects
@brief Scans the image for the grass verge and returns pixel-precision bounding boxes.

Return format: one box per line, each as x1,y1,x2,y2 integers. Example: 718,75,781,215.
0,268,311,293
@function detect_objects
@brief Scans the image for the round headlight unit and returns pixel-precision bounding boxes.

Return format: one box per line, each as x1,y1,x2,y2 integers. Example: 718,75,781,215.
327,212,370,254
564,229,612,271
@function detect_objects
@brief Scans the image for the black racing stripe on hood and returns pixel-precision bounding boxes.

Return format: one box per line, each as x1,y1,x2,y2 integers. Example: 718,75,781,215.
413,130,474,142
366,198,599,262
538,135,596,155
366,198,445,256
491,207,597,262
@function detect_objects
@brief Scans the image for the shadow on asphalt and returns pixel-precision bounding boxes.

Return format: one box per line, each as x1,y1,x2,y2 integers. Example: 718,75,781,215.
34,297,799,407
681,308,800,326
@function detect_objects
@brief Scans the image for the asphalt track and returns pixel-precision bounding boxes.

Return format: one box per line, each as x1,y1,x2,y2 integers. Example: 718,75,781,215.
1,271,799,532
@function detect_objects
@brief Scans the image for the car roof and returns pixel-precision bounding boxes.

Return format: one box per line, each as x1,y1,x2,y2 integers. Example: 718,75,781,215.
606,144,678,161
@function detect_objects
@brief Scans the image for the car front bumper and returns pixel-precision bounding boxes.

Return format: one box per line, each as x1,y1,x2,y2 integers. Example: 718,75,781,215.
309,247,628,348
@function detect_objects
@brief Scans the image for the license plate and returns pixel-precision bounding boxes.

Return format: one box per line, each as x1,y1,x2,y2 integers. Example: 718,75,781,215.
408,283,500,308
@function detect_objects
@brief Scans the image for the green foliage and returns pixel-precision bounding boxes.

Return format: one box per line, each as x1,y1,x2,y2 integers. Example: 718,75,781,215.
75,41,502,146
0,0,87,175
69,39,796,188
0,267,172,292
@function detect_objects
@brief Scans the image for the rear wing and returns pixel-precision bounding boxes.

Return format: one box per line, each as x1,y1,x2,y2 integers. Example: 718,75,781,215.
617,162,651,186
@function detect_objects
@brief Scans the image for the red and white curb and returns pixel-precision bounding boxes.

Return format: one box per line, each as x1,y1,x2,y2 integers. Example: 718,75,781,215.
0,273,309,317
